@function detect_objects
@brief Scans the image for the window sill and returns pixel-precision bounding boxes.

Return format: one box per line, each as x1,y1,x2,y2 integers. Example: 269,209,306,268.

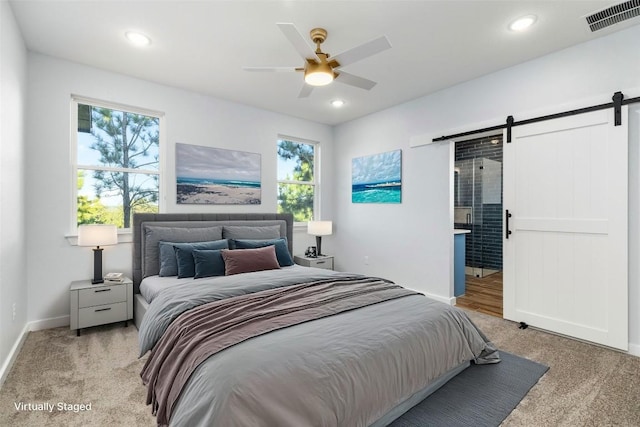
66,230,133,246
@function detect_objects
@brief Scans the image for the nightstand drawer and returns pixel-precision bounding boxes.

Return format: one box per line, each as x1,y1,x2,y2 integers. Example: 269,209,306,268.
78,302,127,328
294,255,334,270
78,285,126,308
309,258,333,270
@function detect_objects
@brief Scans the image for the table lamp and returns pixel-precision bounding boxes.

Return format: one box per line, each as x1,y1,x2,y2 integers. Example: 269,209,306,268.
307,220,332,257
77,224,118,284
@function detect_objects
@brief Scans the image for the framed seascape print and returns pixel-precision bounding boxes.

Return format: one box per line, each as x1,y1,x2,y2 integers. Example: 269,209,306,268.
176,143,261,205
352,149,402,204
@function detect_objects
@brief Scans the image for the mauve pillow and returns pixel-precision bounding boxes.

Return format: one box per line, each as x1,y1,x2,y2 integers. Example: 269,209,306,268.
221,245,280,275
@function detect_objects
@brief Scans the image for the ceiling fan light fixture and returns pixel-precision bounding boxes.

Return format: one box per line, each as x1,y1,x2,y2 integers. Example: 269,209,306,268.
305,70,333,86
304,52,334,86
304,58,334,86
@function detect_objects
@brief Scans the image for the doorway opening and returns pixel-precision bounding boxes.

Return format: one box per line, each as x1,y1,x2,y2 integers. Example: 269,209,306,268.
453,134,503,317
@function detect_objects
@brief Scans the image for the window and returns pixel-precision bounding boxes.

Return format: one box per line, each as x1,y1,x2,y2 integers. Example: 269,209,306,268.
277,138,317,222
72,98,162,230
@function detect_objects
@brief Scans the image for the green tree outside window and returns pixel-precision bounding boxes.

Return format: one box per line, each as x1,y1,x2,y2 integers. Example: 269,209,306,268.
76,102,160,228
277,139,315,222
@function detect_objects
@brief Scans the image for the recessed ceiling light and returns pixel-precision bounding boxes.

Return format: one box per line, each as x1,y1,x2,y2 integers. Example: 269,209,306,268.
125,31,151,46
509,15,537,32
331,99,345,108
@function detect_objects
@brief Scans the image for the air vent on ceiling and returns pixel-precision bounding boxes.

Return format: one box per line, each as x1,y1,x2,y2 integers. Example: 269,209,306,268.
586,0,640,32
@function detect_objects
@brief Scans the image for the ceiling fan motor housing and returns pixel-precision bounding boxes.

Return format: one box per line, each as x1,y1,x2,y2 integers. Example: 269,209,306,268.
305,53,334,86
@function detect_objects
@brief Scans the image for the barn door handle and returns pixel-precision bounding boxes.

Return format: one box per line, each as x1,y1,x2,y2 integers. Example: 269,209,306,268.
505,210,513,239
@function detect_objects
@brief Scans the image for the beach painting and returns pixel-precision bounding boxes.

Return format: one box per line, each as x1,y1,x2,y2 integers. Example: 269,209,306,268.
176,143,261,205
352,149,402,204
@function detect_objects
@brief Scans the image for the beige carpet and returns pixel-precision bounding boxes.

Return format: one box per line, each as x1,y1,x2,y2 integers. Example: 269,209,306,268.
0,324,155,426
1,311,638,426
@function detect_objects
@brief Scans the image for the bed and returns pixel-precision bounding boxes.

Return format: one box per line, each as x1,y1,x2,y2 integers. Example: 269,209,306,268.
133,213,499,427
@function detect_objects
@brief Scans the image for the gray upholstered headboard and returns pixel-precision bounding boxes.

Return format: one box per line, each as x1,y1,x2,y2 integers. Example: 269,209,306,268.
132,213,294,293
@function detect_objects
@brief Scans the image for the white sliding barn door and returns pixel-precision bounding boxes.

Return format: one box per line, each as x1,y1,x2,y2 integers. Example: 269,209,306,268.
503,108,628,350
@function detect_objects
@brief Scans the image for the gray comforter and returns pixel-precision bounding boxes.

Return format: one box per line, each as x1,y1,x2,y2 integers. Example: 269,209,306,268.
139,266,499,427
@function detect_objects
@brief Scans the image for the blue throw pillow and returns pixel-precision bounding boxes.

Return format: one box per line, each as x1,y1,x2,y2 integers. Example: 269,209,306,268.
192,249,226,279
174,240,230,278
231,238,294,267
158,241,181,276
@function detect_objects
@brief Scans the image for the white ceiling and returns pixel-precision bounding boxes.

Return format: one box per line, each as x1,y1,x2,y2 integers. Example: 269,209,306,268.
9,0,639,125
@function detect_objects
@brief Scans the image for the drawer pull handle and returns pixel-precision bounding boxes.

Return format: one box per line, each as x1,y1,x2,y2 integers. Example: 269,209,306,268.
316,261,326,264
95,307,112,312
95,289,111,293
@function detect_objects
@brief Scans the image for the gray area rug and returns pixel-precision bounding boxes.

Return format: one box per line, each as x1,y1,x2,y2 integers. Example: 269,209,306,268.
390,352,549,427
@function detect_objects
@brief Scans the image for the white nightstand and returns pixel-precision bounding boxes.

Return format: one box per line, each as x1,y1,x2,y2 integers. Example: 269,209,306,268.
294,255,334,270
70,278,133,336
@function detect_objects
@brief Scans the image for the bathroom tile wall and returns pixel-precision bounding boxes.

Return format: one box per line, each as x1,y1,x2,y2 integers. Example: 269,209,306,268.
454,136,503,271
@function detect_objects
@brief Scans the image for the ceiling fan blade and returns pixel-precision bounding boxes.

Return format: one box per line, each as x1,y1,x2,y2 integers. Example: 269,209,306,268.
298,84,314,98
335,71,377,90
277,23,318,60
242,66,299,72
330,35,391,68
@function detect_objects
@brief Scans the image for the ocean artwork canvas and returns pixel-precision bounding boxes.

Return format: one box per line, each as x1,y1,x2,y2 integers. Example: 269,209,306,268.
352,149,402,204
176,143,261,205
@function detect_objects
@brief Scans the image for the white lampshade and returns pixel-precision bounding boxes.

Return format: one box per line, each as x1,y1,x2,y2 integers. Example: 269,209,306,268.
307,220,332,236
77,224,118,247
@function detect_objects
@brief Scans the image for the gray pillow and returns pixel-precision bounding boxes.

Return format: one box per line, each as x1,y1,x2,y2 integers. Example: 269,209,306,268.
222,225,281,240
159,241,180,276
143,225,223,277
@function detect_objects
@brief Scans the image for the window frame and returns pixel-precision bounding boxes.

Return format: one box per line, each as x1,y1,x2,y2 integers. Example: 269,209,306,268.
70,96,166,234
276,135,320,226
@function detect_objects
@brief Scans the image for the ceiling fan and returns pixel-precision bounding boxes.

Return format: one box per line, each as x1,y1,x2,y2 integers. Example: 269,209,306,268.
242,23,392,98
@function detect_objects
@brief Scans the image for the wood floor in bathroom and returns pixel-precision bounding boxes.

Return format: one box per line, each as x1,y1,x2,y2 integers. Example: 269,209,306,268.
455,272,503,318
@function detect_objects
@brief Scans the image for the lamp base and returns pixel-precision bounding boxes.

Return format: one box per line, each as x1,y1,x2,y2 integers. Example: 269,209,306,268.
92,247,104,284
316,236,324,257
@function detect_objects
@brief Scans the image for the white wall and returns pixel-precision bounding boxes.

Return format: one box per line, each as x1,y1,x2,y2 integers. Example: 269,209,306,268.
10,10,640,366
25,53,333,324
0,0,28,381
333,24,640,351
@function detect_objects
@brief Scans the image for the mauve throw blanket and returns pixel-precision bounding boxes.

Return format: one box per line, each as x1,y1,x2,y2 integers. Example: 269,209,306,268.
141,277,418,426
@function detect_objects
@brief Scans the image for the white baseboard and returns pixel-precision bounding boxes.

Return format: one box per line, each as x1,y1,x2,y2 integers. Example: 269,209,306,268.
423,292,456,306
28,315,69,331
0,323,29,388
0,315,70,389
628,343,640,357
